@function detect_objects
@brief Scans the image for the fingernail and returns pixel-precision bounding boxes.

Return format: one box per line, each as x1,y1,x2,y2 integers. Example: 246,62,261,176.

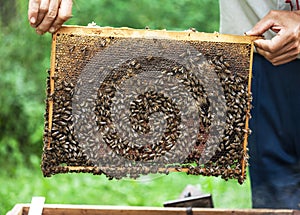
49,27,56,33
245,31,251,35
30,17,36,24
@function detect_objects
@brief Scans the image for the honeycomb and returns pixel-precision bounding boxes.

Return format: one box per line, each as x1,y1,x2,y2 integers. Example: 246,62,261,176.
42,26,257,184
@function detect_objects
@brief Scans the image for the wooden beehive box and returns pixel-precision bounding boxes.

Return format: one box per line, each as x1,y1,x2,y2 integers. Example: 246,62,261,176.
42,26,258,183
7,204,300,215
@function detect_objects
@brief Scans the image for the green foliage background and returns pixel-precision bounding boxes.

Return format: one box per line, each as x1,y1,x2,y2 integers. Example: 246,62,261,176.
0,0,251,214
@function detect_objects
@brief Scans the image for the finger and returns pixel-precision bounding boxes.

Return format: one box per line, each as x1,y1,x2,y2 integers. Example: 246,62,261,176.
48,0,73,33
272,47,299,65
246,17,275,36
36,0,61,34
246,10,286,36
256,46,299,65
34,0,50,27
28,0,41,26
254,32,291,54
270,53,298,65
255,37,296,58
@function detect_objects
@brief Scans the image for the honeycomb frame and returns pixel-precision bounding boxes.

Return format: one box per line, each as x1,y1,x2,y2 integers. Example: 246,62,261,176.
42,26,257,184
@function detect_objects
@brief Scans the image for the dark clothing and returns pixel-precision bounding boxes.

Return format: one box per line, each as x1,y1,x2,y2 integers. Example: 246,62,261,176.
249,54,300,209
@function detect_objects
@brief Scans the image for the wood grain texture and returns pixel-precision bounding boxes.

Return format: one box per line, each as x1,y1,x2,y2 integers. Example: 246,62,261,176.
8,204,300,215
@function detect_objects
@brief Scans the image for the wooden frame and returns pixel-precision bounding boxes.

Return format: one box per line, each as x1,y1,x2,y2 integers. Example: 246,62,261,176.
7,204,300,215
42,25,259,183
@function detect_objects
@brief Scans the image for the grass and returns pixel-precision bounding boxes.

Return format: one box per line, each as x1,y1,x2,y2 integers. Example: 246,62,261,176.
1,160,251,214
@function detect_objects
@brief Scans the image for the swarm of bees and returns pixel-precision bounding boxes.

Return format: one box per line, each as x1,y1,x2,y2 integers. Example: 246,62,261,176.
42,26,254,184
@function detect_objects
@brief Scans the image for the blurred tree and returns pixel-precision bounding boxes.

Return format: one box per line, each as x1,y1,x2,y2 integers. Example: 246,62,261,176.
69,0,219,32
0,0,51,168
0,0,17,26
